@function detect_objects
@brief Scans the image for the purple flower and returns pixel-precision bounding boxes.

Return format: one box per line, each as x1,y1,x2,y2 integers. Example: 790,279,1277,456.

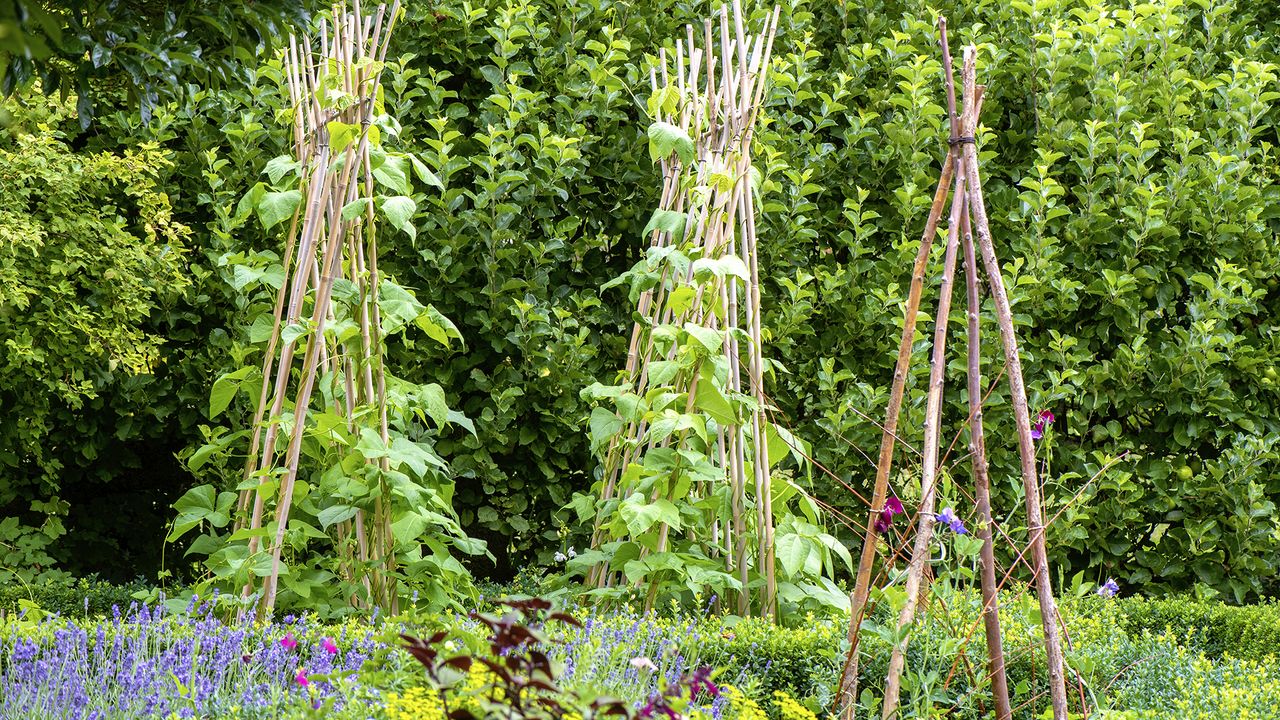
874,496,905,534
885,496,905,516
295,667,310,687
1031,409,1056,440
936,508,967,534
1098,578,1119,598
279,633,297,651
321,637,338,655
873,510,893,534
690,666,719,698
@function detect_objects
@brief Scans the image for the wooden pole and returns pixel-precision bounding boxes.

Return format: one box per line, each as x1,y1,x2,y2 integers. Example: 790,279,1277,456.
835,16,959,716
959,119,1012,720
957,44,1070,720
878,77,970,719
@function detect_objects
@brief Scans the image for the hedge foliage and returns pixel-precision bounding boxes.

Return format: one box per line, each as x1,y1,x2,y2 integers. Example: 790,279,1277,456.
0,576,151,618
2,0,1279,600
623,592,1280,718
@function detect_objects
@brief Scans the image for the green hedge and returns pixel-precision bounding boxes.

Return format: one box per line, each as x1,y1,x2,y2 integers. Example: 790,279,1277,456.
0,576,151,618
1106,595,1280,662
3,0,1279,600
685,594,1280,717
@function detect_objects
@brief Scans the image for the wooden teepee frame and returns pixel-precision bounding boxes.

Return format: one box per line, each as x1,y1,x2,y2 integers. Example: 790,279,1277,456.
585,1,783,619
232,0,403,618
834,19,1070,720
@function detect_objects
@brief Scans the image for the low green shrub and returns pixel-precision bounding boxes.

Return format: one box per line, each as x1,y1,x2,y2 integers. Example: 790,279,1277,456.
1100,632,1279,719
693,615,846,704
1101,595,1280,662
0,576,152,618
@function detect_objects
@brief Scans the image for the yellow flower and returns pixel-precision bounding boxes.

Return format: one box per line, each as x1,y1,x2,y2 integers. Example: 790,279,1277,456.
720,684,767,720
773,690,818,720
384,687,445,720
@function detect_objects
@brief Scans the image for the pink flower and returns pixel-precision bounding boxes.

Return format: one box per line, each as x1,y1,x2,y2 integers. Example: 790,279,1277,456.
295,667,310,687
321,637,338,655
279,633,298,651
630,656,657,672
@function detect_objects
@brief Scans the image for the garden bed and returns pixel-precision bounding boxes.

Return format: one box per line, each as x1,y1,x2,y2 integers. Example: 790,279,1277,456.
2,589,1276,719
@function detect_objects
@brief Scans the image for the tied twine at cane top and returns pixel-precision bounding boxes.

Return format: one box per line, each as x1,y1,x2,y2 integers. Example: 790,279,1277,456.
948,136,976,145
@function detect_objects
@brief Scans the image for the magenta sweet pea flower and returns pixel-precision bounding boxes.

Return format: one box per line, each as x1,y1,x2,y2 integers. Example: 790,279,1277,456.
873,496,904,534
1031,409,1056,440
295,667,310,687
279,633,298,651
321,637,338,655
873,511,891,534
885,496,905,516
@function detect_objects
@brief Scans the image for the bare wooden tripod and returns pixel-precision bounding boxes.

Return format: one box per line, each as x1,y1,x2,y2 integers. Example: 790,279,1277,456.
834,18,1070,720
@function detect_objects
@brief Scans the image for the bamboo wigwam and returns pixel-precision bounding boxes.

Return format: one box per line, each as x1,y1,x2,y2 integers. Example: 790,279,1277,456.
584,2,783,619
233,0,403,618
835,19,1073,720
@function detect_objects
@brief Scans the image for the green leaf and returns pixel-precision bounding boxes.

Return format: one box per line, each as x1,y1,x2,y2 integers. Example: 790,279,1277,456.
379,280,426,334
419,383,450,429
647,121,695,165
209,365,255,419
568,493,597,524
373,154,412,194
236,182,267,222
668,285,697,317
263,155,298,185
648,360,680,386
317,504,359,529
341,197,372,221
327,121,360,152
173,485,215,516
954,534,985,558
248,314,276,343
692,256,749,283
765,423,808,470
416,305,462,347
683,323,723,354
380,195,417,238
168,486,235,542
619,494,682,536
388,436,448,477
410,154,444,189
775,532,813,577
819,532,854,572
281,322,309,346
589,407,624,452
622,551,683,583
257,190,303,230
693,366,735,426
643,209,688,239
392,511,428,545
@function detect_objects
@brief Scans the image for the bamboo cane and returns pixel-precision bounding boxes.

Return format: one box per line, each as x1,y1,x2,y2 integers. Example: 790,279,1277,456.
233,2,401,615
585,3,780,615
